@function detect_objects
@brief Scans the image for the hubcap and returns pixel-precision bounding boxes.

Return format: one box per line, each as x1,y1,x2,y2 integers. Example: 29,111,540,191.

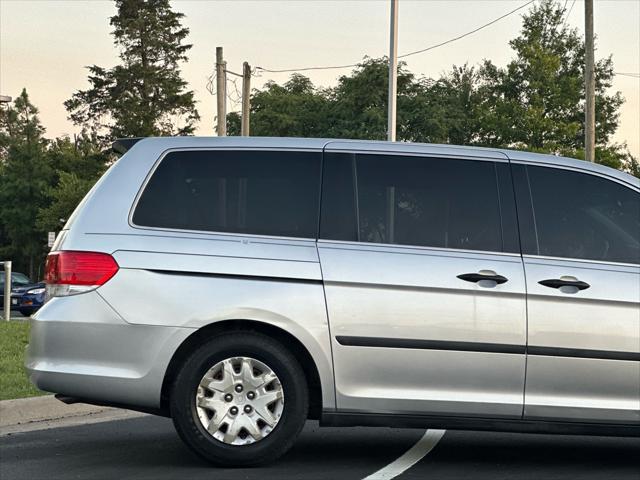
195,357,285,445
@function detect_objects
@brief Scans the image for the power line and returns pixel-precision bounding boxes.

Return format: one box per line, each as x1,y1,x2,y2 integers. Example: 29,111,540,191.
565,0,577,20
256,61,360,74
255,0,535,74
614,72,640,78
398,0,535,59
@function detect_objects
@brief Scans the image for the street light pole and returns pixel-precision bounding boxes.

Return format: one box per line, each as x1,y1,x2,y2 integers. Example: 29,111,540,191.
387,0,399,142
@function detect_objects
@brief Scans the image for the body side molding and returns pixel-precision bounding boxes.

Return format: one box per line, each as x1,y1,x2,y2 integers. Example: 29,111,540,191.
335,335,640,361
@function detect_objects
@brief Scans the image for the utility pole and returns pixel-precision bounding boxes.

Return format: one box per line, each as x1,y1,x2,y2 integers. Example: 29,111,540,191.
216,47,227,136
584,0,595,162
387,0,399,142
241,62,251,136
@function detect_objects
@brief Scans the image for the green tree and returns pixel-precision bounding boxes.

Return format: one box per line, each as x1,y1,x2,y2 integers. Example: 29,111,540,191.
47,133,107,181
229,74,330,137
36,172,97,233
228,0,638,176
65,0,199,140
405,64,483,145
0,89,52,278
37,133,109,232
476,0,623,161
233,59,437,142
327,58,409,140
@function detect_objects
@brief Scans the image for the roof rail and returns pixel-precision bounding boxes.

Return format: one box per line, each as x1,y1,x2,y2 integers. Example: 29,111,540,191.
112,138,144,155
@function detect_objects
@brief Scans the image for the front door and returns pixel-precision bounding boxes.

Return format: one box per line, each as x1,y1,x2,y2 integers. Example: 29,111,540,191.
318,144,527,418
512,163,640,423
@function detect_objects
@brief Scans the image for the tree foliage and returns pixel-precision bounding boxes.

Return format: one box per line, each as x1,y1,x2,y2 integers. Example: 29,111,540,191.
0,90,53,278
37,134,108,233
476,0,622,153
0,92,109,277
229,74,331,137
65,0,199,140
231,0,637,176
36,172,97,234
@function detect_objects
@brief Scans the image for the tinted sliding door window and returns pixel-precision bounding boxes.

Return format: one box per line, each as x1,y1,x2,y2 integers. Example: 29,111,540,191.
351,154,503,252
525,166,640,264
133,150,322,238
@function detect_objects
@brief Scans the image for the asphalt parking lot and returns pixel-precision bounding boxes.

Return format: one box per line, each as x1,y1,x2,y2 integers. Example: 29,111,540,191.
1,416,638,480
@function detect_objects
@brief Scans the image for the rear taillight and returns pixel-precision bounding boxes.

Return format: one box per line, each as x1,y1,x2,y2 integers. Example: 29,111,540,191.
45,251,119,298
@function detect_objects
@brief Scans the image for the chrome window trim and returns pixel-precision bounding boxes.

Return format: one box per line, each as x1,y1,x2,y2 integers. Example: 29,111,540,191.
317,238,523,262
128,146,323,242
522,254,640,269
325,148,510,163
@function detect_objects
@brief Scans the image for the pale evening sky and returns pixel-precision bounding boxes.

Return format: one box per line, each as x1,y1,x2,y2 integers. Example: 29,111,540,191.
1,0,639,156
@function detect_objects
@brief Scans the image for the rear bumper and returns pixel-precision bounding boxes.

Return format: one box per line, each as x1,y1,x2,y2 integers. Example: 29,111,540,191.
25,291,194,410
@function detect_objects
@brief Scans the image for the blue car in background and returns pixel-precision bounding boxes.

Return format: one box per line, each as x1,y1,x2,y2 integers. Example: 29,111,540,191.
13,281,45,316
0,272,45,317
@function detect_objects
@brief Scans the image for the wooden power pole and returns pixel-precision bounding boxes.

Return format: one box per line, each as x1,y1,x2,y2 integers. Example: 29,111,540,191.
584,0,595,162
216,47,227,136
241,62,251,136
387,0,399,142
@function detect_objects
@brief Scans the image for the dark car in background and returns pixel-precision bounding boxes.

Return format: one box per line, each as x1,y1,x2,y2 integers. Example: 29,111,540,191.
0,271,32,309
0,272,45,316
13,282,46,316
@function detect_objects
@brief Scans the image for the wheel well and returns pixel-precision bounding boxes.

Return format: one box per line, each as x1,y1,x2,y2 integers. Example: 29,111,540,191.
160,320,323,419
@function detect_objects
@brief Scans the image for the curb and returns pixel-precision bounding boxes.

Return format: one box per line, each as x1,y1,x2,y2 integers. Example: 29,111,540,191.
0,395,146,436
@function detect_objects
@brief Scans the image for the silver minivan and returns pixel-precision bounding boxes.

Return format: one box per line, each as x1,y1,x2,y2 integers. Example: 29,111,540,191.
26,137,640,466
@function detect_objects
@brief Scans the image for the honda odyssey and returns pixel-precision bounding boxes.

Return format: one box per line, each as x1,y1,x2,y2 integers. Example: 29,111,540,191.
26,137,640,466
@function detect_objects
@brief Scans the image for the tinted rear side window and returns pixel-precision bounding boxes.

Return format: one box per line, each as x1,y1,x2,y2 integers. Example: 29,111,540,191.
321,153,505,252
525,166,640,264
133,150,322,238
356,154,503,251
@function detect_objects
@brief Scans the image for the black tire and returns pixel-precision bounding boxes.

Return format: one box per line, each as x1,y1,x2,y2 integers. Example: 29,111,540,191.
170,331,309,467
19,308,33,317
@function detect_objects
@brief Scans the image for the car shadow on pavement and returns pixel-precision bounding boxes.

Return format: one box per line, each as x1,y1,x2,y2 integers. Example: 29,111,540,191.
1,417,424,480
411,430,640,479
2,416,639,480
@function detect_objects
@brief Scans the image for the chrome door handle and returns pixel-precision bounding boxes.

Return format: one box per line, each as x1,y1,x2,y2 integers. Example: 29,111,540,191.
457,272,508,284
538,278,590,290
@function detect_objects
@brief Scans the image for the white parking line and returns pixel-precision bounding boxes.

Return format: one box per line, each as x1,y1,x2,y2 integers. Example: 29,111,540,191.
364,429,446,480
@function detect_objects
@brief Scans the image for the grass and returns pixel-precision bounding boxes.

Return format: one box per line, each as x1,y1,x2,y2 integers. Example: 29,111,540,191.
0,320,45,400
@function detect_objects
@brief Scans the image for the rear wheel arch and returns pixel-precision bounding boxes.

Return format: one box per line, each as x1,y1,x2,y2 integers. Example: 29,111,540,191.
161,319,323,419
